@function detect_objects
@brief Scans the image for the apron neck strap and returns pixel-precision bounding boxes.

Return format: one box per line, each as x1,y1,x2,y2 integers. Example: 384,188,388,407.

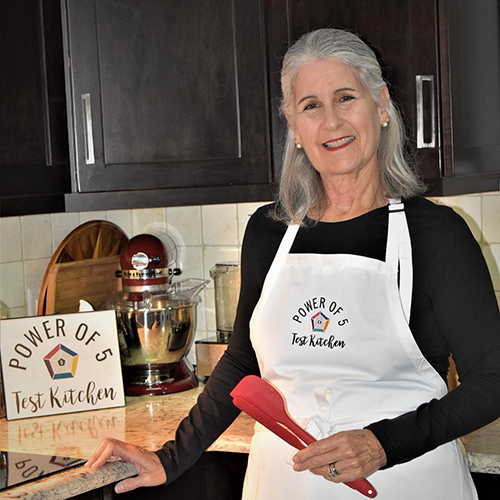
270,200,413,323
386,198,413,322
264,223,300,293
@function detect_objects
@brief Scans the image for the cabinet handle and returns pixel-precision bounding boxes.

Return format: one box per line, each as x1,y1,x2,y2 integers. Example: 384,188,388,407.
416,75,436,149
82,93,95,164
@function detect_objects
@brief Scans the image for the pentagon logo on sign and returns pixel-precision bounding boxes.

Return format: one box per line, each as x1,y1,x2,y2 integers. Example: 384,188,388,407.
43,343,79,380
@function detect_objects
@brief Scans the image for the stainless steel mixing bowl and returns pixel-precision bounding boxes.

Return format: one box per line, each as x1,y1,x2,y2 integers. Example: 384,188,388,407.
107,279,207,388
117,298,198,368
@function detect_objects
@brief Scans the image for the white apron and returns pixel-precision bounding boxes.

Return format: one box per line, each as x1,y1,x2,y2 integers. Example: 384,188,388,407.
242,200,477,500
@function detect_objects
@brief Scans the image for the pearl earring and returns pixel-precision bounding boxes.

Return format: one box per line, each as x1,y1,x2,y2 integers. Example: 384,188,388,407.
295,141,303,149
382,118,389,128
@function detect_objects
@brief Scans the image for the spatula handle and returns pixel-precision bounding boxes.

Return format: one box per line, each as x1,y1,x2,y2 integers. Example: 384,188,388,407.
280,420,377,497
231,376,378,498
345,479,377,498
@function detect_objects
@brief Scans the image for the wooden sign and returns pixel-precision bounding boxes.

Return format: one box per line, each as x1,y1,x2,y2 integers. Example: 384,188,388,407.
0,311,125,420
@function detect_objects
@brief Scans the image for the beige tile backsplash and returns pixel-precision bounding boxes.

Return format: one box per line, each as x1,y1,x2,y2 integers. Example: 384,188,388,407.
1,195,499,344
0,200,269,364
428,193,500,304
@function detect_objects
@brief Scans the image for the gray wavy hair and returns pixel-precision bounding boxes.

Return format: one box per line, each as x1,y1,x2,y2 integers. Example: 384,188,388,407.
275,28,425,224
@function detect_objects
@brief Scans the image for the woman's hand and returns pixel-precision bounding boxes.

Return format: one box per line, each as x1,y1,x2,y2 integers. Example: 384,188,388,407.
87,437,167,494
292,429,386,483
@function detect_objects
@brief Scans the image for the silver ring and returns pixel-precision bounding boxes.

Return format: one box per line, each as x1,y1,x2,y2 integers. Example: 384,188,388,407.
327,462,339,480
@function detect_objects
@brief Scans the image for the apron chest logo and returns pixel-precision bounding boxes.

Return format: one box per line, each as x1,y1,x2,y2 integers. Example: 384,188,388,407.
291,296,348,350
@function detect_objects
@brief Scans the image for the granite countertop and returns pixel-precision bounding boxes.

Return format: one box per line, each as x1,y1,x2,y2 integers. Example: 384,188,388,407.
0,385,498,499
0,385,254,499
461,417,500,474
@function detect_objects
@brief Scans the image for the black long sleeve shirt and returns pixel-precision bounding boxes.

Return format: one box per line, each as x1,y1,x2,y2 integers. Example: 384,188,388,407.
157,196,500,481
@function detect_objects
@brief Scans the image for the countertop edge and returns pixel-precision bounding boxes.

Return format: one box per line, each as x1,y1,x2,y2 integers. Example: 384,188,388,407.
466,451,500,474
1,387,498,499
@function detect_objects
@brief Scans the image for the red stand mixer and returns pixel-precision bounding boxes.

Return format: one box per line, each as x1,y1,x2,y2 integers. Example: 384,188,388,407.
106,234,207,396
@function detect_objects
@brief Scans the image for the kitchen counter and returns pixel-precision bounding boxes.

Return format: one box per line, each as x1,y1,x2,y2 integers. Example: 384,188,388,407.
0,386,254,499
461,418,500,474
0,386,498,499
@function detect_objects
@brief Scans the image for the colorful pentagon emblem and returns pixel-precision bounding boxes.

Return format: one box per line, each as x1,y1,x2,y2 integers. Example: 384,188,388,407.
43,344,79,380
311,311,330,332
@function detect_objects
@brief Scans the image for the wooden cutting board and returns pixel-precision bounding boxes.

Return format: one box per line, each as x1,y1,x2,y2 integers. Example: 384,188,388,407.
38,221,128,315
44,255,122,314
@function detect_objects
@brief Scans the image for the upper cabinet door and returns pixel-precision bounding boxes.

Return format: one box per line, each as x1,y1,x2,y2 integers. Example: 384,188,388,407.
442,0,500,179
0,0,70,216
62,0,272,194
266,0,440,189
266,0,500,196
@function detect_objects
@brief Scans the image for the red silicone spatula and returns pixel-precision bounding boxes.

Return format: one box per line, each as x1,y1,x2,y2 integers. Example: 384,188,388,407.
231,375,377,498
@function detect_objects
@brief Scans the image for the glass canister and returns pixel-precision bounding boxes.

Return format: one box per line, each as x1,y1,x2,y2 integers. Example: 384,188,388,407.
210,263,241,342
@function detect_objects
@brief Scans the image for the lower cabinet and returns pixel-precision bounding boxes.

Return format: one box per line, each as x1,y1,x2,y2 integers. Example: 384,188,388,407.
71,487,114,500
470,472,500,499
69,455,498,500
70,452,248,500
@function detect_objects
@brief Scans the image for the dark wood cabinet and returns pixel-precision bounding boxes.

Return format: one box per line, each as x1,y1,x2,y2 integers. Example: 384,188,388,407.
1,0,499,217
61,0,275,211
69,451,247,500
0,0,70,216
265,0,500,196
0,0,276,216
439,0,500,191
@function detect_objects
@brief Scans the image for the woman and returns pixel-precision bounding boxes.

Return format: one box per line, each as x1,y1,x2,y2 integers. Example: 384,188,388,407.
88,29,500,499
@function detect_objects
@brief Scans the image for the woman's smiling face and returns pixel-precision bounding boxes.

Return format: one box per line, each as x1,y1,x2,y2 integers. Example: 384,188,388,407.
287,57,389,185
